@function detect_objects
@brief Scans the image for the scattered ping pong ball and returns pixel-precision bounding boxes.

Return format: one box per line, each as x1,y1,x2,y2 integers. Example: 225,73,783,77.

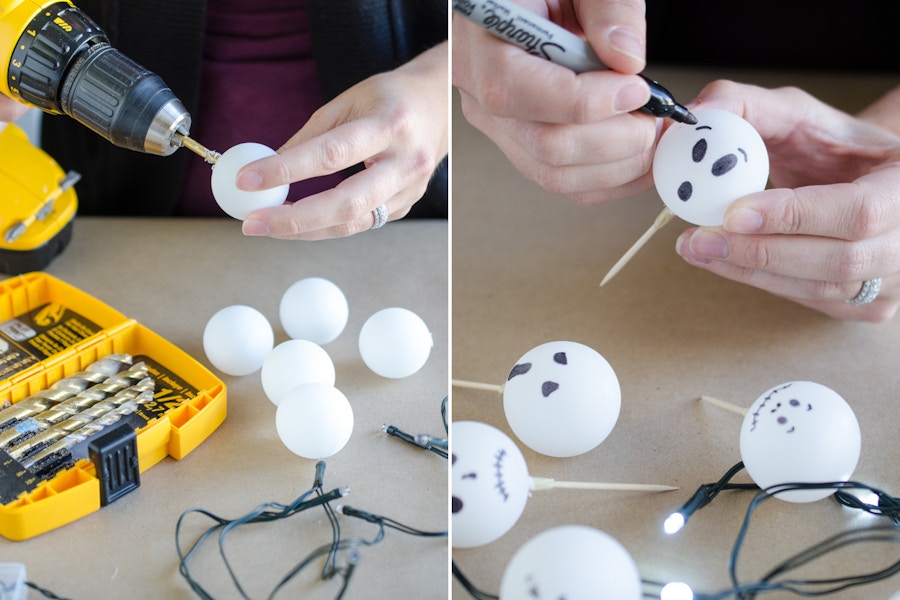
503,341,621,457
452,421,531,548
261,339,336,405
279,277,348,344
203,305,274,376
358,307,432,378
653,108,769,226
739,381,861,503
275,382,353,459
499,525,642,600
211,142,290,220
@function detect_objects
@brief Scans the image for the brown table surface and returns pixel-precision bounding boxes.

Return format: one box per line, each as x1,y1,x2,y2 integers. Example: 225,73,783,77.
451,67,900,599
3,216,448,599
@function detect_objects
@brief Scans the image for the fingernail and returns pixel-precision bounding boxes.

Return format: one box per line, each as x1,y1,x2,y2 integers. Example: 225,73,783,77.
242,218,269,236
725,207,764,233
236,170,263,191
614,83,650,113
690,230,730,259
608,27,645,65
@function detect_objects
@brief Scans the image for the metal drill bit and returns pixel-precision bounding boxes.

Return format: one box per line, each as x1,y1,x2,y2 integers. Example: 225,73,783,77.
0,376,153,450
9,386,152,461
0,354,133,431
174,130,220,164
21,394,151,470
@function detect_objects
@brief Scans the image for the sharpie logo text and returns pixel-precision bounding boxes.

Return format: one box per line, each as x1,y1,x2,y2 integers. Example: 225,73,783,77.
480,8,564,60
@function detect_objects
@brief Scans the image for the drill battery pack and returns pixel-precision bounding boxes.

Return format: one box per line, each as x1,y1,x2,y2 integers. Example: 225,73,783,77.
0,122,78,276
0,272,227,540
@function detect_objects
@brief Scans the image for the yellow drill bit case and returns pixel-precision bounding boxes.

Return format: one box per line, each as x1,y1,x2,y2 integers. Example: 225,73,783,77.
0,272,227,540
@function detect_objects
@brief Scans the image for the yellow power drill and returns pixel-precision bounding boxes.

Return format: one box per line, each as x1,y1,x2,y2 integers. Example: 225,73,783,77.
0,0,214,155
0,0,216,274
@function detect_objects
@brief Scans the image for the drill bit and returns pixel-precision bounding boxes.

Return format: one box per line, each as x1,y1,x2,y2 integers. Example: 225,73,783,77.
174,130,220,164
9,386,153,462
0,354,133,431
21,393,152,471
0,373,152,450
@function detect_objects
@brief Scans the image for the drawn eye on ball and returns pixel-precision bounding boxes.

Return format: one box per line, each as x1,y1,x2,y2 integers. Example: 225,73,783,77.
507,351,568,398
677,125,750,202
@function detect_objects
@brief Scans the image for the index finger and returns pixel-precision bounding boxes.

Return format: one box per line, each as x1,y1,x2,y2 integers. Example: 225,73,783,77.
453,11,649,124
724,166,900,241
237,118,392,191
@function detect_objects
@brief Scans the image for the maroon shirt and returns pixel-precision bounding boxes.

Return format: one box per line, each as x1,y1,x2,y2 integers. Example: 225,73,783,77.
178,0,345,215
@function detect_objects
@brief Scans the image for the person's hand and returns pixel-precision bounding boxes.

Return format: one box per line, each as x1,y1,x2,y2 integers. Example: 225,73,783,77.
453,0,658,205
0,95,30,127
236,41,448,240
675,81,900,322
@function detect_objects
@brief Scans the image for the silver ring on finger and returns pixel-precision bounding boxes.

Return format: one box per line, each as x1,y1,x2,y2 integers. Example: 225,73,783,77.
371,204,388,230
847,277,882,306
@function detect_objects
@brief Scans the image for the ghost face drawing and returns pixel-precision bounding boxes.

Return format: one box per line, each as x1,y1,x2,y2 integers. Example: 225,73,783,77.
502,341,620,458
652,108,769,226
739,381,861,503
451,421,531,548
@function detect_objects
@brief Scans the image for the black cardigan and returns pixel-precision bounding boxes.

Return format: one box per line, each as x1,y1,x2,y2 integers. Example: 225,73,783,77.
40,0,448,218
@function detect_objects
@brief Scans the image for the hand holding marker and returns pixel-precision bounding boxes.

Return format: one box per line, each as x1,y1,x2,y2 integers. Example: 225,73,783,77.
452,0,696,124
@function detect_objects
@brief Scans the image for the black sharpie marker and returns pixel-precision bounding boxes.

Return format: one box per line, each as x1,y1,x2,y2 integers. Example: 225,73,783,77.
453,0,698,124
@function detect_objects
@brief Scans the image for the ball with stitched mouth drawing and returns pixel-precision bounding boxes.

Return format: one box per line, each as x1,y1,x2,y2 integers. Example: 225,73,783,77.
452,421,531,548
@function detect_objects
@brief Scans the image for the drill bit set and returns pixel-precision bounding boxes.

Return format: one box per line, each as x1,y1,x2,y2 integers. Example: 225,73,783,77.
0,355,153,478
0,272,227,540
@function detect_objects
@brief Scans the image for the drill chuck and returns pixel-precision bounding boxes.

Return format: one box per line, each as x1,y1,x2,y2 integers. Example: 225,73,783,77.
3,1,190,155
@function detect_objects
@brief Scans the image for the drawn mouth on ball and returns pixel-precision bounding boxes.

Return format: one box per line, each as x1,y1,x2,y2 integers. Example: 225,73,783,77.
493,448,510,501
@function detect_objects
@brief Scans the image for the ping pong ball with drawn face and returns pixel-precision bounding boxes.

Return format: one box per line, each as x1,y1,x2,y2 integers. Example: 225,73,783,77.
452,421,531,548
653,109,769,226
499,525,643,600
503,341,621,457
211,142,290,220
739,381,861,503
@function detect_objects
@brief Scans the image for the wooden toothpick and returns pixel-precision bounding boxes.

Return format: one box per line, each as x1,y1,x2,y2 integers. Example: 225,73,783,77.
699,395,748,416
531,477,677,493
600,207,675,287
452,379,505,394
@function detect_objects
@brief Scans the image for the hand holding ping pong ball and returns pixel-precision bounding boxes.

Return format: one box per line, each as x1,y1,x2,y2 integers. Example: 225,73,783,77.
211,143,290,220
503,341,621,457
275,382,354,459
653,108,769,226
739,381,861,503
499,525,642,600
203,305,274,376
452,421,531,548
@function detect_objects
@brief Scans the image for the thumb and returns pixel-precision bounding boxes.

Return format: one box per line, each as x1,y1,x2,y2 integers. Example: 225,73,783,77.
575,0,646,74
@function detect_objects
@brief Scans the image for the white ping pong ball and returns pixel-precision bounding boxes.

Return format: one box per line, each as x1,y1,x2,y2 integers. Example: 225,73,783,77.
500,525,642,600
503,341,621,457
653,108,769,226
739,381,861,503
261,339,336,405
203,305,274,376
211,142,290,220
358,307,433,378
279,277,349,345
275,382,353,459
452,421,531,548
